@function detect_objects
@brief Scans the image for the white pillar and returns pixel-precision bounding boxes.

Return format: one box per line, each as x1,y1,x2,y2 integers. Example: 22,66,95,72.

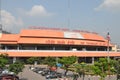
0,44,2,49
53,47,55,50
82,47,86,51
5,46,7,50
35,46,37,50
96,48,98,51
92,57,94,64
13,57,16,63
17,45,19,50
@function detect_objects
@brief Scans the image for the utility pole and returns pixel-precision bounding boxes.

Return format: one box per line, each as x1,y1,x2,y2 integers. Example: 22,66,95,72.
107,32,110,63
107,37,110,63
107,32,110,77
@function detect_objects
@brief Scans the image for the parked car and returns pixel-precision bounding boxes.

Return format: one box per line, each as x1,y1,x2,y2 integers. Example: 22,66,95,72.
41,69,50,76
0,73,19,80
46,71,62,79
35,68,46,74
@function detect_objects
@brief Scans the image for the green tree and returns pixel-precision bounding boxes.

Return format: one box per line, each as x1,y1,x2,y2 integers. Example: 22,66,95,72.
26,57,40,64
73,62,86,80
114,59,120,80
92,58,116,80
9,61,24,74
0,53,8,69
43,57,56,67
59,56,77,76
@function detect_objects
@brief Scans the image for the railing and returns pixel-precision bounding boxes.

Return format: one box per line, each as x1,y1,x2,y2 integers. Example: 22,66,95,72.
0,49,118,53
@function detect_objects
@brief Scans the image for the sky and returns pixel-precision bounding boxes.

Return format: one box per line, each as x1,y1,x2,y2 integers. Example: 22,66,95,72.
0,0,120,44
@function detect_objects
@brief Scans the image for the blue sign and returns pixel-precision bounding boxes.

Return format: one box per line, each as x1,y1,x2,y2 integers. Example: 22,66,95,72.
56,63,62,67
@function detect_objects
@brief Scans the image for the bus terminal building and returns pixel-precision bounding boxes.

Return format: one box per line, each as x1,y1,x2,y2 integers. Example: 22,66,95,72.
0,28,120,63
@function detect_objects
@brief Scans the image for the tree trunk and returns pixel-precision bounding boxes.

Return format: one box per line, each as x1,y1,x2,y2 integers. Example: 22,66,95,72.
64,69,68,76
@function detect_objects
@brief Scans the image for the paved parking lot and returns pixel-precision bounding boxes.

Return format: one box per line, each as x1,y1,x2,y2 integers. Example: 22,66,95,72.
18,65,46,80
18,65,117,80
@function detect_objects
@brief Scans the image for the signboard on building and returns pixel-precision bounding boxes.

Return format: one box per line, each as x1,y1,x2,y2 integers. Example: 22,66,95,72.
64,32,84,39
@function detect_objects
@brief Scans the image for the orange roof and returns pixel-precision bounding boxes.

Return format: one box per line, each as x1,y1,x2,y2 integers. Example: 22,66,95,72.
0,29,110,46
80,32,106,41
0,34,19,44
0,42,17,44
0,51,120,57
20,29,106,41
0,34,19,41
20,29,64,38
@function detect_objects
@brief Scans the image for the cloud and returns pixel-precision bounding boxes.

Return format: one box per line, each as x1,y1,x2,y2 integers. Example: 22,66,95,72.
26,5,53,17
95,0,120,11
1,10,24,30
